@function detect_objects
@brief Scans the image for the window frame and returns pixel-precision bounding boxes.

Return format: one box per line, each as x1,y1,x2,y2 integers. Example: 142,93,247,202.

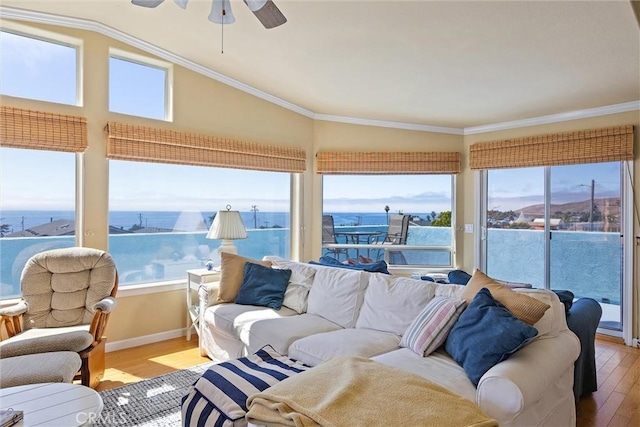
475,161,634,344
107,159,295,288
108,48,173,122
320,173,457,274
0,21,83,107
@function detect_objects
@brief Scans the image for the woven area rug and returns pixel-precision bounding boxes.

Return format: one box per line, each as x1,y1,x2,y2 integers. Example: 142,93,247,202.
96,362,213,427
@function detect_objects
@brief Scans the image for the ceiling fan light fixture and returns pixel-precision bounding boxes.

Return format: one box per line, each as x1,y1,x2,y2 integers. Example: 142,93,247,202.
208,0,236,25
174,0,189,9
131,0,166,8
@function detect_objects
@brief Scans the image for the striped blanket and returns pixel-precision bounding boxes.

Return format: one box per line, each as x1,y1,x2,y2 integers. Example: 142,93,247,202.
181,346,309,427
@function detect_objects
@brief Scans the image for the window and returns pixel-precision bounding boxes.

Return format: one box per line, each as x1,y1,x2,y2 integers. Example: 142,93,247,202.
482,162,625,331
0,148,76,299
109,161,291,285
322,174,454,267
109,51,170,120
0,30,78,105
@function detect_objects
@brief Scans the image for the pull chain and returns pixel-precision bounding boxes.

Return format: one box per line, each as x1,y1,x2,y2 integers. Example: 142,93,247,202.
221,7,225,54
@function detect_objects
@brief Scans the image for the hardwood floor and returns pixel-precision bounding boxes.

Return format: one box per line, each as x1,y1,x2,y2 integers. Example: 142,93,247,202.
577,336,640,427
95,337,209,393
97,336,640,426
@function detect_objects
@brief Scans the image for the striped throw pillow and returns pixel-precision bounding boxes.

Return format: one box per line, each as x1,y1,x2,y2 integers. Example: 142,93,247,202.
400,296,467,356
181,345,309,427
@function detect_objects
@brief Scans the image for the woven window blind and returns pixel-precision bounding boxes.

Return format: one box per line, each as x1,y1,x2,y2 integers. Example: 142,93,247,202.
106,121,306,173
316,151,461,175
0,106,88,153
469,125,634,170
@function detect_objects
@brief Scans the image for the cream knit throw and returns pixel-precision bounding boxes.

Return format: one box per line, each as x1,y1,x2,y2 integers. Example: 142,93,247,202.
246,356,497,427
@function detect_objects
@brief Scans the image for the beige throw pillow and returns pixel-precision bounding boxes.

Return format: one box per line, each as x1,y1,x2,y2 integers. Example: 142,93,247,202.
460,269,550,325
217,252,272,303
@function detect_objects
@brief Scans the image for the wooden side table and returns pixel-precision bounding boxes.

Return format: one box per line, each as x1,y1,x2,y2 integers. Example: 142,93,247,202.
186,268,221,341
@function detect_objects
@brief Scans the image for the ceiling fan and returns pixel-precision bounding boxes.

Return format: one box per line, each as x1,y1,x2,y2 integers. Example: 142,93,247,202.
131,0,287,29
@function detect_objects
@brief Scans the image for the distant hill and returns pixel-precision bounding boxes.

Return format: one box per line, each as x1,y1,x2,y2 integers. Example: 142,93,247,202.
517,197,621,217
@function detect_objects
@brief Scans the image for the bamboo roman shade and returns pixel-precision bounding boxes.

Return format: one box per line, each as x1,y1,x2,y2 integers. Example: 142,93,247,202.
316,151,461,175
106,121,306,173
0,106,88,153
469,125,634,170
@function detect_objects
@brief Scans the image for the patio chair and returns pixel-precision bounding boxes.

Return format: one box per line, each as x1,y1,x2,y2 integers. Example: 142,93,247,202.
322,215,349,261
0,247,118,389
371,214,409,264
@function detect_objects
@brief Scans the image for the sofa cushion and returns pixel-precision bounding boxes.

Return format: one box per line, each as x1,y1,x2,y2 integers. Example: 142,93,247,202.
270,259,317,314
461,270,550,325
240,313,343,356
435,283,466,298
400,296,467,356
206,303,298,338
288,328,401,367
235,263,291,310
372,348,477,403
307,266,368,328
355,275,437,335
445,288,538,386
217,252,272,303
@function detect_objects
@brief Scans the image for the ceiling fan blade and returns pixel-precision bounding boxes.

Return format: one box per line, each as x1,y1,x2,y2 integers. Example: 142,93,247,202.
208,0,236,25
131,0,166,7
244,0,286,29
174,0,188,9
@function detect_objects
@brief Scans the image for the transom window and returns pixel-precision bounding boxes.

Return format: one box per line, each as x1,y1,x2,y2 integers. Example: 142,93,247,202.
0,29,78,105
109,50,170,121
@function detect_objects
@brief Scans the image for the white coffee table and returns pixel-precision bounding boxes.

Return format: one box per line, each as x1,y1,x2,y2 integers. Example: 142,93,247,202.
0,383,103,426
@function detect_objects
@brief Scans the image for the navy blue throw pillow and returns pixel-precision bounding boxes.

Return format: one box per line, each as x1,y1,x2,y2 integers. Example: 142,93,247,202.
448,269,472,285
444,288,538,386
235,262,291,310
308,256,390,274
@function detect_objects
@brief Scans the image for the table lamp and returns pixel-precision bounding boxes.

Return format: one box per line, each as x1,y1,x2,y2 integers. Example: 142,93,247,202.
206,205,247,255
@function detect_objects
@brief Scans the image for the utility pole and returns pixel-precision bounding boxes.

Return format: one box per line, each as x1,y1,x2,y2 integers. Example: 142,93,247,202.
589,179,595,231
250,205,259,229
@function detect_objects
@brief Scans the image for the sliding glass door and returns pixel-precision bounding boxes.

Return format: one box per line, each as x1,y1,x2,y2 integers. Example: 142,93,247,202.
484,162,623,331
549,163,622,330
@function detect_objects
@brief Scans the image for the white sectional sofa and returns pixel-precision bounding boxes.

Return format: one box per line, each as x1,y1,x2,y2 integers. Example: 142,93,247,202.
197,257,581,427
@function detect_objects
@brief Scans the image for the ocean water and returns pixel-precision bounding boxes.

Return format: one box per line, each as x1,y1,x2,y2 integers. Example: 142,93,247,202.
0,210,418,232
0,210,622,306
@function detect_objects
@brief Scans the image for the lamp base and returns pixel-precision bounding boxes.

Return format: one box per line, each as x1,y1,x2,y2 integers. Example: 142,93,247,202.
217,240,238,255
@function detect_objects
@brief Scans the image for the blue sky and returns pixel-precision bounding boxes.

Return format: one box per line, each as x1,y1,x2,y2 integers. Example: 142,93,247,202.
0,29,622,214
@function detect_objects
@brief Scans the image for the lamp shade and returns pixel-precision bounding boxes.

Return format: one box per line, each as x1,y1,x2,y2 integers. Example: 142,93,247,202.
207,208,247,240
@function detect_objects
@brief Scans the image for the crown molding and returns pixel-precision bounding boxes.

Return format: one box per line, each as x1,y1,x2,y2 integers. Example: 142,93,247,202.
313,114,464,135
0,6,316,119
1,7,638,137
464,101,640,135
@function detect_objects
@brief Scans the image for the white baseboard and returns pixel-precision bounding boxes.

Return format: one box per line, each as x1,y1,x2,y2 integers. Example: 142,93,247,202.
106,328,186,353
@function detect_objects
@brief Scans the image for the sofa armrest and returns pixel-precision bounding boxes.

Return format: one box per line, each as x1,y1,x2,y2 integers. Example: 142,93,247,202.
198,281,221,312
0,301,27,317
476,329,580,422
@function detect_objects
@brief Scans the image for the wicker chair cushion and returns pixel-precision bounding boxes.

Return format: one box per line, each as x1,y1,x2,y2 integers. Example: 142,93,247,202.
21,247,116,329
0,328,93,359
0,351,82,388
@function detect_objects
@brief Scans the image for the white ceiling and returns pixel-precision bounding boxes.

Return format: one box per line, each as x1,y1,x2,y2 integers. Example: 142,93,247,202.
1,0,639,131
